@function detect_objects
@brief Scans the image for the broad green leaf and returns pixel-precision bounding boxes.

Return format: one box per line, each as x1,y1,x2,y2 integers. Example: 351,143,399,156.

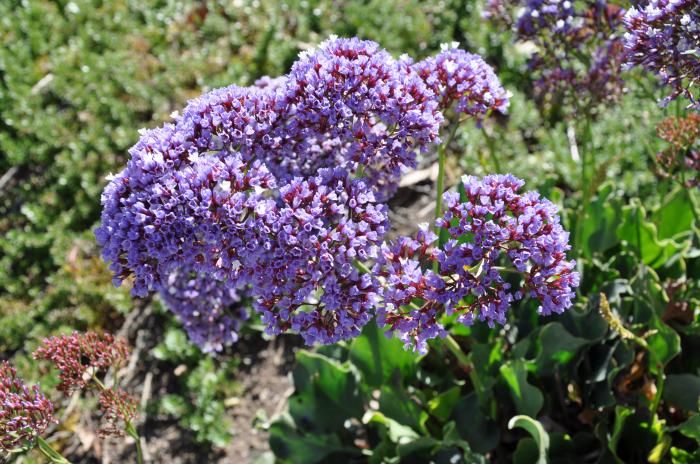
652,188,694,240
349,321,418,388
363,411,419,443
508,415,550,464
379,386,429,433
450,393,500,453
608,406,634,463
269,414,357,464
664,374,700,411
617,200,688,268
428,386,461,422
646,318,681,375
580,183,623,258
500,360,544,418
289,351,363,432
678,415,700,442
534,322,588,375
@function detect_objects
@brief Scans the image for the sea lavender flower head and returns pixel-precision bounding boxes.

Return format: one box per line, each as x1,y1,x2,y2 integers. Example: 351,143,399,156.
95,37,509,349
486,0,627,112
623,0,700,108
33,332,130,393
413,42,510,119
377,175,579,352
0,361,55,451
251,168,389,345
159,268,249,353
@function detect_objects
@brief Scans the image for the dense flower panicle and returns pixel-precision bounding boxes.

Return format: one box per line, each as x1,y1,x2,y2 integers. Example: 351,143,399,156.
377,175,579,352
159,269,248,353
413,45,510,119
0,362,55,451
486,0,627,110
655,114,700,187
251,168,389,345
95,152,276,297
96,37,511,348
97,388,138,438
624,0,700,108
33,332,130,393
374,225,447,353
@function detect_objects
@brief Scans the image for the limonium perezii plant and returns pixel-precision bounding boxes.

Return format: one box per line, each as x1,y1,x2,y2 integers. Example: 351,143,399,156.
95,37,578,354
624,0,700,108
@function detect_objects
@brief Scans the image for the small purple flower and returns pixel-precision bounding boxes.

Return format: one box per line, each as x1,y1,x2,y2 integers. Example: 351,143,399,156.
624,0,700,108
0,361,56,451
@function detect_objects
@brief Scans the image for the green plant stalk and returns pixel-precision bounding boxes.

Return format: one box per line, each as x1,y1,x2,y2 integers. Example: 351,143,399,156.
574,112,595,250
480,125,501,173
36,436,72,464
434,123,460,273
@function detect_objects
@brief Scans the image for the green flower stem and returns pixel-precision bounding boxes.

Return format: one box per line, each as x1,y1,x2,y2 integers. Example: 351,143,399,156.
480,124,501,173
443,334,471,368
434,123,460,272
125,421,144,464
36,436,72,464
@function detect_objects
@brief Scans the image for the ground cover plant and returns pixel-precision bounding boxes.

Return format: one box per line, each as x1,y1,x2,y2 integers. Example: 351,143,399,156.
2,0,700,463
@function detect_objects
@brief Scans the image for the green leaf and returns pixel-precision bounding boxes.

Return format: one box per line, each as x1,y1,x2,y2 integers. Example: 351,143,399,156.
508,415,550,464
534,322,588,375
608,406,634,463
428,386,461,422
269,413,357,464
646,318,681,375
652,188,694,240
450,393,500,453
289,351,363,433
349,321,418,388
363,410,420,443
617,200,688,268
664,374,700,411
500,360,544,418
379,386,428,433
678,415,700,442
580,184,623,258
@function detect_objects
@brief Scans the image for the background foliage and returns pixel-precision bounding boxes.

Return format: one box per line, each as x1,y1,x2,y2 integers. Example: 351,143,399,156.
1,0,699,463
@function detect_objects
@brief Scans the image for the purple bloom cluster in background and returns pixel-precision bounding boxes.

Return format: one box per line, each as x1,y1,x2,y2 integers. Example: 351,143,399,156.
0,361,55,451
623,0,700,108
96,37,577,353
377,175,579,353
485,0,627,111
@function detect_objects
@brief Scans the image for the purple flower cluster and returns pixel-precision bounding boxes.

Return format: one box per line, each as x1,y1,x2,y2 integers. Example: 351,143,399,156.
486,0,627,111
96,37,511,351
0,361,55,451
159,269,249,353
623,0,700,108
376,175,579,353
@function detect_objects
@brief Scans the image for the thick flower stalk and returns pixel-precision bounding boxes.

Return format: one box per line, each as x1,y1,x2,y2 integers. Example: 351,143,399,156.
96,37,510,351
376,175,579,353
0,361,56,452
485,0,627,111
33,332,129,393
624,0,700,108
